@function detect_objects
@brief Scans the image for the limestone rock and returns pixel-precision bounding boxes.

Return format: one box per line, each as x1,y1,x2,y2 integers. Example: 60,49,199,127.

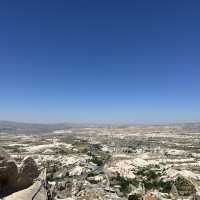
0,159,18,197
4,170,47,200
16,156,39,190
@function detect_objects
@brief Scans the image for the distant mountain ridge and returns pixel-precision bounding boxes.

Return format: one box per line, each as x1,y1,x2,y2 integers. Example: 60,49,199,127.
0,120,83,134
0,120,115,134
1,120,200,134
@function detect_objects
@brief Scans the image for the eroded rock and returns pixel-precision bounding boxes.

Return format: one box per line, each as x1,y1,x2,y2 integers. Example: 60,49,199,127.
16,156,39,190
0,159,18,197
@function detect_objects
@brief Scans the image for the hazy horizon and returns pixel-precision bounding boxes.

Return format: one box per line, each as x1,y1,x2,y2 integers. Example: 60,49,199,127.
0,119,200,125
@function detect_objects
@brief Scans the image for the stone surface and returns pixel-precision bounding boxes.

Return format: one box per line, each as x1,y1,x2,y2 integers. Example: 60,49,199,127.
16,156,39,190
0,159,18,194
4,170,47,200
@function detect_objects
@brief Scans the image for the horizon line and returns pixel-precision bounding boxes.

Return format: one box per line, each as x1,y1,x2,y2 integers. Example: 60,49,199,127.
0,119,200,126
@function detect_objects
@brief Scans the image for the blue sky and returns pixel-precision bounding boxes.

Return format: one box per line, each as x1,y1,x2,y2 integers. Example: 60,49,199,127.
0,0,200,123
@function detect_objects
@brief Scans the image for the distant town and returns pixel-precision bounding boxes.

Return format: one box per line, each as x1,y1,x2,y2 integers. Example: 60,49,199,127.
1,121,200,199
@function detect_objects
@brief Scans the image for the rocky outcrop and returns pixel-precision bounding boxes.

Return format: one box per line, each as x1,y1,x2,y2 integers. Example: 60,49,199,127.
4,170,47,200
0,159,18,185
0,149,40,197
0,159,18,197
16,156,39,190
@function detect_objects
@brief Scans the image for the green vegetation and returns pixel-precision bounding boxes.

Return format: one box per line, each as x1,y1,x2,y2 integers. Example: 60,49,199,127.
141,177,172,192
90,155,103,166
111,175,139,196
136,167,172,192
136,167,161,179
87,149,110,166
88,171,103,177
128,193,141,200
159,179,173,193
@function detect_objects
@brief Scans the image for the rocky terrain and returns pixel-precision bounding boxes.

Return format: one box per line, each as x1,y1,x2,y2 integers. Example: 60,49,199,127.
1,122,200,199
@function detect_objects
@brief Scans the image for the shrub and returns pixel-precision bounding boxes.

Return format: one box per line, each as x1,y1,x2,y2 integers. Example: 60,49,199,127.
128,193,141,200
115,175,139,196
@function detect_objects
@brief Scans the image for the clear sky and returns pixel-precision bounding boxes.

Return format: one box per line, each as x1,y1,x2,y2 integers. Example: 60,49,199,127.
0,0,200,123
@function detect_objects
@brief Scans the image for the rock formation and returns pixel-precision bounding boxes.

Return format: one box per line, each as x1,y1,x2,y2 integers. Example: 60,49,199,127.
16,156,39,190
0,149,18,197
4,170,47,200
0,149,39,198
